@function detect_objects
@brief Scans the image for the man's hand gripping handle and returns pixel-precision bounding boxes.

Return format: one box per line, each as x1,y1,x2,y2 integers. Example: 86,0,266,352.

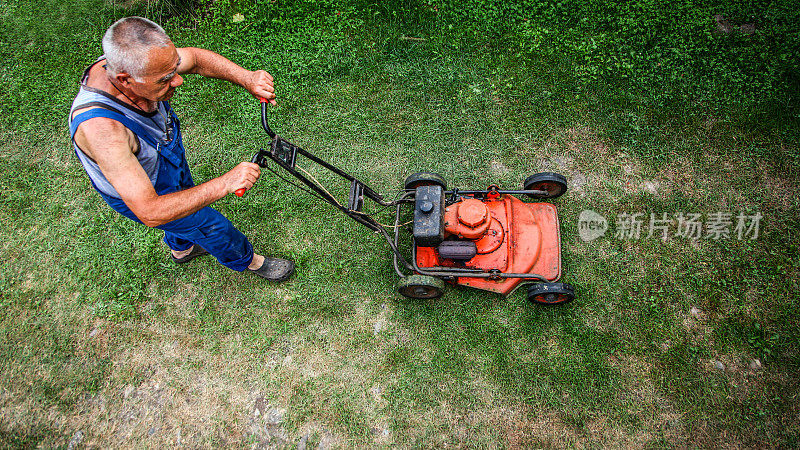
234,98,271,197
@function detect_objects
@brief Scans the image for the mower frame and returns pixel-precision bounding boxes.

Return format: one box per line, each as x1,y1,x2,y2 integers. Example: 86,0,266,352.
248,101,557,289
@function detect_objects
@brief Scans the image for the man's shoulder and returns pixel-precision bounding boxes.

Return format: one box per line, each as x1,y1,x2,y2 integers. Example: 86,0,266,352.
73,110,138,160
82,58,108,90
75,111,127,131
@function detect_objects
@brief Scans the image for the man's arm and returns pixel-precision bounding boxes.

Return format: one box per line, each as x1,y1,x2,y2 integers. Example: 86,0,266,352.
176,47,277,104
74,116,260,227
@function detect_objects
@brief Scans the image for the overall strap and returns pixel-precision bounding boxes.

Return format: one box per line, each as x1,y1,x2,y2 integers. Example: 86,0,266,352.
70,108,159,148
70,108,184,166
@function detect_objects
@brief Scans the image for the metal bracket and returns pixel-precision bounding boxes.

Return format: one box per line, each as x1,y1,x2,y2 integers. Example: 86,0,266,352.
347,180,365,212
271,136,298,168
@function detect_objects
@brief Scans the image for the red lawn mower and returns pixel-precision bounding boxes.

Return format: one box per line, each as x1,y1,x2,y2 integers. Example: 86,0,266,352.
240,100,575,305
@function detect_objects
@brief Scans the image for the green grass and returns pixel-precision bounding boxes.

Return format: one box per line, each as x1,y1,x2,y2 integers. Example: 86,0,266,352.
1,0,799,447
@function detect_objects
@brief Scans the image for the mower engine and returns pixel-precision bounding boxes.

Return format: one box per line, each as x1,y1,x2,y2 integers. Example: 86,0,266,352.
412,184,561,296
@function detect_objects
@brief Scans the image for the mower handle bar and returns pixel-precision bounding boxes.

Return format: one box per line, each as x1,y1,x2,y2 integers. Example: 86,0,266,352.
233,98,284,196
242,98,401,231
260,98,276,139
440,189,550,197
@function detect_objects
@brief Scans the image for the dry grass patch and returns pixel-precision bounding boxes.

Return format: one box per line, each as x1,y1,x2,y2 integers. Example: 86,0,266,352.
518,124,675,202
756,159,799,211
502,404,667,449
41,323,296,447
605,354,691,447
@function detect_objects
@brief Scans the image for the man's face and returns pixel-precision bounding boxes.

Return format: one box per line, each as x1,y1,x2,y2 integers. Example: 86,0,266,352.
125,42,183,102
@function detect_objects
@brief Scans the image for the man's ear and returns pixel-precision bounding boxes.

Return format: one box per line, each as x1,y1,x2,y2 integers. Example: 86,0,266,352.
116,72,134,87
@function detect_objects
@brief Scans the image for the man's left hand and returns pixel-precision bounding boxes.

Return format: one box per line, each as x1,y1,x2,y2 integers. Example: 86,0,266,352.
246,70,276,105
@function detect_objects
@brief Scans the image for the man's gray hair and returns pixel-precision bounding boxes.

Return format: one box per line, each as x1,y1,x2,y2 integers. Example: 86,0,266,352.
102,17,171,81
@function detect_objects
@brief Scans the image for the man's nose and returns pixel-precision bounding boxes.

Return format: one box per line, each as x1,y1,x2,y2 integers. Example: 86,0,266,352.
171,73,183,88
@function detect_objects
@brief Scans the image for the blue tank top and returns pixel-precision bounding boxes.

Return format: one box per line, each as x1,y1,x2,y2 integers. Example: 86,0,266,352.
69,58,174,199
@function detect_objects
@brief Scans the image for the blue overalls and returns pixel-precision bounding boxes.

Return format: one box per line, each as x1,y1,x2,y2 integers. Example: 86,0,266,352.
69,104,255,271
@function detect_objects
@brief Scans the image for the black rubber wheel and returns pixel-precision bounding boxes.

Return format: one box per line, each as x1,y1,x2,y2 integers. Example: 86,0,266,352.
404,172,447,190
397,274,446,299
527,282,575,305
523,172,567,199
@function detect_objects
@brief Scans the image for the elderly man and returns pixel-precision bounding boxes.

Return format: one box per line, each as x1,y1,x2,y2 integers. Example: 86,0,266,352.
69,17,294,281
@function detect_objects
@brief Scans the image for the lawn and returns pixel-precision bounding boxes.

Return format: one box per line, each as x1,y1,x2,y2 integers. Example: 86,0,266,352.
1,0,798,447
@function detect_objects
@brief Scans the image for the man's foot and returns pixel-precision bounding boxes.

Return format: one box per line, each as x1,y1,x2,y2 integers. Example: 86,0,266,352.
171,245,209,264
247,254,294,281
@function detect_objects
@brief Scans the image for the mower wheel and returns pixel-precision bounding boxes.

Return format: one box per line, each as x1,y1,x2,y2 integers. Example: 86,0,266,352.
397,274,446,299
527,282,575,305
524,172,567,199
404,172,447,190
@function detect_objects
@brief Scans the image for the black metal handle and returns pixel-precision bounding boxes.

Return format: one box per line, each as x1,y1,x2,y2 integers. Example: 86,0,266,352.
260,99,276,138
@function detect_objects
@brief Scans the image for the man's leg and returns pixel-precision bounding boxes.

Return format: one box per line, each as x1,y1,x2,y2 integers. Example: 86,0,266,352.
100,190,292,279
163,231,194,255
98,191,210,262
164,233,209,263
157,206,294,280
158,206,253,271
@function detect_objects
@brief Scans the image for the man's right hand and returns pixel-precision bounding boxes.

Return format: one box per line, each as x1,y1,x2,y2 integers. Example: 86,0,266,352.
222,162,261,195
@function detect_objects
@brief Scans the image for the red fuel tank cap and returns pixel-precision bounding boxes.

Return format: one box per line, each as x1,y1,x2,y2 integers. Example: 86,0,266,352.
458,199,489,228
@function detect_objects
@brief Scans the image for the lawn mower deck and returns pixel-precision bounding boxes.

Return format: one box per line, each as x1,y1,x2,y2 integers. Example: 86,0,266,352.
243,100,575,305
414,193,561,295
